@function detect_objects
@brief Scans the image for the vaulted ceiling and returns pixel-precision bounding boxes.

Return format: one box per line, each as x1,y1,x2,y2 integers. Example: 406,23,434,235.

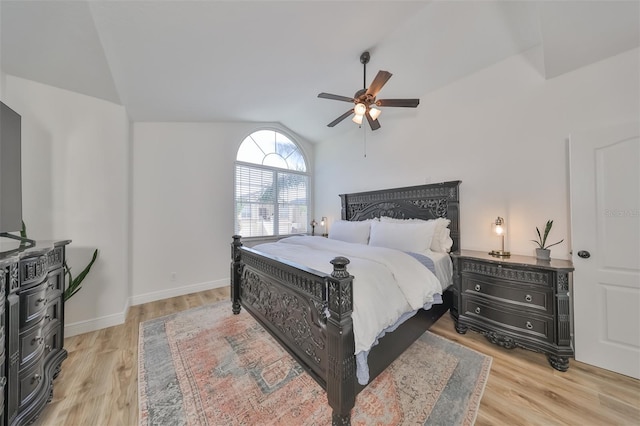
1,1,638,143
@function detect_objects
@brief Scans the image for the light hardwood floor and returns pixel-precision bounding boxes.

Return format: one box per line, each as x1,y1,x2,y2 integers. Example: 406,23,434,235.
35,287,639,425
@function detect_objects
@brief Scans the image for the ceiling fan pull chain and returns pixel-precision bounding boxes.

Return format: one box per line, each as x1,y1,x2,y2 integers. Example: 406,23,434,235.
363,126,367,158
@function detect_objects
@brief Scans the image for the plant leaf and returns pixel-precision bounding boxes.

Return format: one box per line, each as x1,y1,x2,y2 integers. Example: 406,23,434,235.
545,239,564,249
530,239,543,248
542,220,553,247
535,227,543,244
64,249,99,301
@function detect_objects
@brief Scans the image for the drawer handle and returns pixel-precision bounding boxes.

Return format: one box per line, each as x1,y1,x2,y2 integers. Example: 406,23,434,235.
525,294,533,302
475,307,481,314
36,297,47,306
474,284,481,292
48,282,55,290
32,336,44,345
45,344,52,353
31,374,42,385
526,321,533,330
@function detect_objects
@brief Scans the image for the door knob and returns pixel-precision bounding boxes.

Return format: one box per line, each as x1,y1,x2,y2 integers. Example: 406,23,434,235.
577,250,591,259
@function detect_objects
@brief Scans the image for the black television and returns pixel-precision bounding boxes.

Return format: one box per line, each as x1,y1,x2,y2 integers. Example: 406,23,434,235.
0,101,32,248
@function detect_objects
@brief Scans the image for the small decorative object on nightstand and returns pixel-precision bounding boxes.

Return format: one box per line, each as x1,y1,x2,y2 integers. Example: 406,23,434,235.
321,217,328,237
310,219,317,236
450,250,574,371
489,216,510,257
531,219,564,260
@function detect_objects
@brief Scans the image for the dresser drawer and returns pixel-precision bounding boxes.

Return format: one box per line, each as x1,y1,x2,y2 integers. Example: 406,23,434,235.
46,268,64,295
44,297,62,328
20,255,49,287
44,324,63,360
20,281,48,329
47,246,64,270
19,320,46,368
18,360,45,409
462,275,553,315
460,260,553,288
463,298,555,344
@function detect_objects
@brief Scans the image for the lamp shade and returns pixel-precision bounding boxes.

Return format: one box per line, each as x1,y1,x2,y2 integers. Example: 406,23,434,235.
354,103,367,115
492,217,505,235
369,107,381,120
489,216,510,256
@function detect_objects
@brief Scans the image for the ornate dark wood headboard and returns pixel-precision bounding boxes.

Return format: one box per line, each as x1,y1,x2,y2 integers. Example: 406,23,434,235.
339,180,462,253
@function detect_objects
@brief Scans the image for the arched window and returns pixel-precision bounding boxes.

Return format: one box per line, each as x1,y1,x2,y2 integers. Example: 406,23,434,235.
235,130,309,237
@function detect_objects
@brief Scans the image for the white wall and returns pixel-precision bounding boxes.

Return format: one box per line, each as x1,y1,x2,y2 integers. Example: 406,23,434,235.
131,122,313,304
5,75,130,336
3,45,635,335
315,47,639,260
3,74,316,334
0,70,5,100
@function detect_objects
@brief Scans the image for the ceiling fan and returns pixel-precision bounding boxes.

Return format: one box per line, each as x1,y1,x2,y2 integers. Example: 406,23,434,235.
318,51,419,131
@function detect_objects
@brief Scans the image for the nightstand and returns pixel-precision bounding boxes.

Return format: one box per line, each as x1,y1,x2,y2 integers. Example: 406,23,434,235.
450,250,574,371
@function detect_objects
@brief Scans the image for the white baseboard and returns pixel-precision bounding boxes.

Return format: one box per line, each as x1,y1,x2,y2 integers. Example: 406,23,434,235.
130,278,228,306
64,279,227,337
65,297,131,337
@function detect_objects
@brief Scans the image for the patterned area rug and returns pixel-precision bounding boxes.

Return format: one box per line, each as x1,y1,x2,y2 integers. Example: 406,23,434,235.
138,302,491,426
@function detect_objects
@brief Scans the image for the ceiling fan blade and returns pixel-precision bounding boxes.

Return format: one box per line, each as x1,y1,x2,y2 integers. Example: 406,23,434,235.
365,110,381,131
375,98,420,108
365,71,393,97
327,109,354,127
318,92,355,103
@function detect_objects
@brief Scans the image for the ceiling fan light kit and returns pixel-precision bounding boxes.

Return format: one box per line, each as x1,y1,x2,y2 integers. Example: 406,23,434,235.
318,51,420,131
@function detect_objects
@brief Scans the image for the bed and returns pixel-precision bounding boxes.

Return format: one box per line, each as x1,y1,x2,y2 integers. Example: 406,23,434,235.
230,180,461,425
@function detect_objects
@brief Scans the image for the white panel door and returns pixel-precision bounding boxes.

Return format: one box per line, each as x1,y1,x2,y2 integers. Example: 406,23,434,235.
570,122,640,379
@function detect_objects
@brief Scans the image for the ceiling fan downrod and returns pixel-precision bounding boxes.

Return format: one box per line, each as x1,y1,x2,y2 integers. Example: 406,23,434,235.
360,51,370,90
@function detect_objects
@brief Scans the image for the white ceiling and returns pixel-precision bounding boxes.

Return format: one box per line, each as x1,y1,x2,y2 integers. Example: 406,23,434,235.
1,1,638,143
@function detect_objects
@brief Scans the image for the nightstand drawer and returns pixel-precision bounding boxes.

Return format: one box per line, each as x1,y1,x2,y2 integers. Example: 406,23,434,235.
462,275,553,315
460,260,553,288
463,298,554,344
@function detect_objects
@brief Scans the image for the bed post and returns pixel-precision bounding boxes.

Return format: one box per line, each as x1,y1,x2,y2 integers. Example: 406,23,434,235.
326,256,356,426
230,235,243,314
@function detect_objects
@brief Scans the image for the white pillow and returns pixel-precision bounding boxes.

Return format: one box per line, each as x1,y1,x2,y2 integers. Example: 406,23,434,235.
328,220,371,245
438,227,454,253
431,218,452,252
379,216,452,252
369,219,436,254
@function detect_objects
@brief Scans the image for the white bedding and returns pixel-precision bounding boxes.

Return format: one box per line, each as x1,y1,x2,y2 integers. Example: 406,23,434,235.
252,235,445,356
425,250,454,288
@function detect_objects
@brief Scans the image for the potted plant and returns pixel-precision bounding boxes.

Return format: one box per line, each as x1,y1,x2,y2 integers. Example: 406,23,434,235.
531,220,564,260
22,221,98,301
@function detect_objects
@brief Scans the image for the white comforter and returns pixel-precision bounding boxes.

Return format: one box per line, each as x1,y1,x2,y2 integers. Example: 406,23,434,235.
252,236,443,354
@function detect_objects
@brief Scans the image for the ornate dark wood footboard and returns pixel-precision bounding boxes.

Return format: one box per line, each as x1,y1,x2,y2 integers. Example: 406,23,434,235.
231,237,356,422
231,180,461,425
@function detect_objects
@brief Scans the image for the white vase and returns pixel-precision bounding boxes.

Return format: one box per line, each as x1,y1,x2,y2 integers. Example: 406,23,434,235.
535,248,551,260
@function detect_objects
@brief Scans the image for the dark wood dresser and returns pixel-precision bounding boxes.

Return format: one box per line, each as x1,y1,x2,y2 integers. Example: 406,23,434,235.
450,250,574,371
1,239,70,426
